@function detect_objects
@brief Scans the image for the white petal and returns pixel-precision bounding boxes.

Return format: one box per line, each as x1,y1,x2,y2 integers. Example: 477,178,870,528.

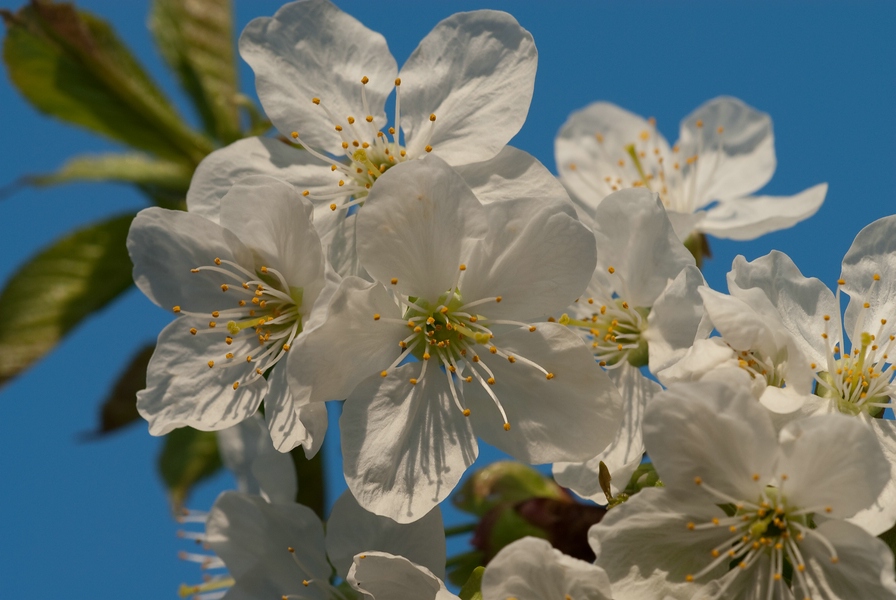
264,361,328,459
206,491,330,598
658,338,742,386
460,196,595,321
341,364,478,523
590,488,731,598
677,96,775,207
728,251,840,365
137,319,266,435
646,265,711,375
482,537,612,600
219,175,324,290
555,102,672,216
238,0,397,153
801,520,896,599
593,189,695,308
186,137,340,223
554,363,658,504
697,184,827,241
128,207,252,313
778,414,888,519
758,386,808,415
326,491,446,580
644,381,777,502
347,552,459,600
455,145,570,206
400,11,536,165
849,418,896,535
216,415,296,503
841,214,896,343
358,156,487,300
466,323,623,464
288,277,406,404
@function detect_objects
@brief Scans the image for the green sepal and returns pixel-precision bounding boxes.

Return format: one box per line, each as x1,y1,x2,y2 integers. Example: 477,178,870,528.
458,566,485,600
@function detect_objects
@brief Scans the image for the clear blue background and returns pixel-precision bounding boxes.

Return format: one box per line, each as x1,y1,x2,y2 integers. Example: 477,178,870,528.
1,1,894,597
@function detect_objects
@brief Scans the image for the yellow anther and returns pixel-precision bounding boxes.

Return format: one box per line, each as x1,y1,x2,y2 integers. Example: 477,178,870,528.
341,142,349,149
429,113,437,122
487,377,495,385
489,346,498,354
172,305,181,313
246,356,252,363
312,98,320,105
717,126,724,134
425,145,433,153
394,78,401,86
463,409,471,417
220,284,229,292
225,337,233,345
390,278,398,285
226,353,234,359
752,473,760,481
423,353,431,360
347,116,355,124
469,316,478,323
696,119,704,128
440,306,449,314
507,356,516,363
213,257,222,265
302,190,310,197
232,382,239,390
608,266,615,274
380,370,388,377
685,575,694,582
824,314,830,321
409,378,418,385
465,376,473,383
495,296,503,303
864,302,871,308
528,325,537,332
302,580,309,587
373,313,381,321
874,273,881,281
545,373,555,380
459,263,467,271
211,311,220,318
503,423,511,431
838,278,846,285
191,268,199,273
330,203,337,211
687,521,696,530
207,360,214,368
360,76,369,84
209,321,217,328
291,131,299,139
694,476,703,485
335,125,343,132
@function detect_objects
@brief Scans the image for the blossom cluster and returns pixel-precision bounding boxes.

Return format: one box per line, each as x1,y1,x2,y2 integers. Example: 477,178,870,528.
127,1,896,598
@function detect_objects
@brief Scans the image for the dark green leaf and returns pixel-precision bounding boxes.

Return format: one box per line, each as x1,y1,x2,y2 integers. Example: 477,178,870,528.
2,2,212,163
0,213,135,386
158,426,222,510
28,153,193,190
150,0,241,143
881,521,896,558
290,445,325,519
85,343,154,438
458,566,485,600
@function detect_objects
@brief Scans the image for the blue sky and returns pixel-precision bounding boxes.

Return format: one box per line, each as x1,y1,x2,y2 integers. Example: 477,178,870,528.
1,1,894,598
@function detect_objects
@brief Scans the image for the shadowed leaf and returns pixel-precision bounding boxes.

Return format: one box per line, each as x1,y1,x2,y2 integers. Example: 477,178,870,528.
84,343,155,438
150,0,241,143
159,427,222,511
0,213,135,386
28,153,193,190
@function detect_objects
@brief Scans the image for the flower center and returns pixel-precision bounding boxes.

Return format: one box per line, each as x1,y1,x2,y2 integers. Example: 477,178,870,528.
735,348,786,388
179,258,303,390
375,265,553,430
684,476,838,596
558,298,649,368
812,279,894,417
564,118,725,214
289,76,437,214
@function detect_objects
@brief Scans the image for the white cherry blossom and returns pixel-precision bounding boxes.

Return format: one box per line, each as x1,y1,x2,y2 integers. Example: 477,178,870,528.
590,381,896,600
128,175,332,453
727,214,896,535
289,156,623,522
555,96,827,243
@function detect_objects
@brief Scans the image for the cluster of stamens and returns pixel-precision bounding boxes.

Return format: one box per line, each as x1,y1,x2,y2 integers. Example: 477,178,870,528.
179,258,303,391
280,547,349,600
565,118,725,213
812,276,895,416
735,348,786,388
373,265,553,430
684,475,838,597
555,266,649,368
176,509,231,600
289,76,438,213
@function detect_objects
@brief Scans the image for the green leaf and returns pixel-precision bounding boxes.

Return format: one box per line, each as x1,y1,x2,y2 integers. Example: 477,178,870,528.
453,461,568,517
158,426,222,510
1,2,212,163
289,445,325,520
28,153,193,191
0,213,135,386
880,521,896,558
458,566,485,600
86,343,154,438
150,0,241,143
